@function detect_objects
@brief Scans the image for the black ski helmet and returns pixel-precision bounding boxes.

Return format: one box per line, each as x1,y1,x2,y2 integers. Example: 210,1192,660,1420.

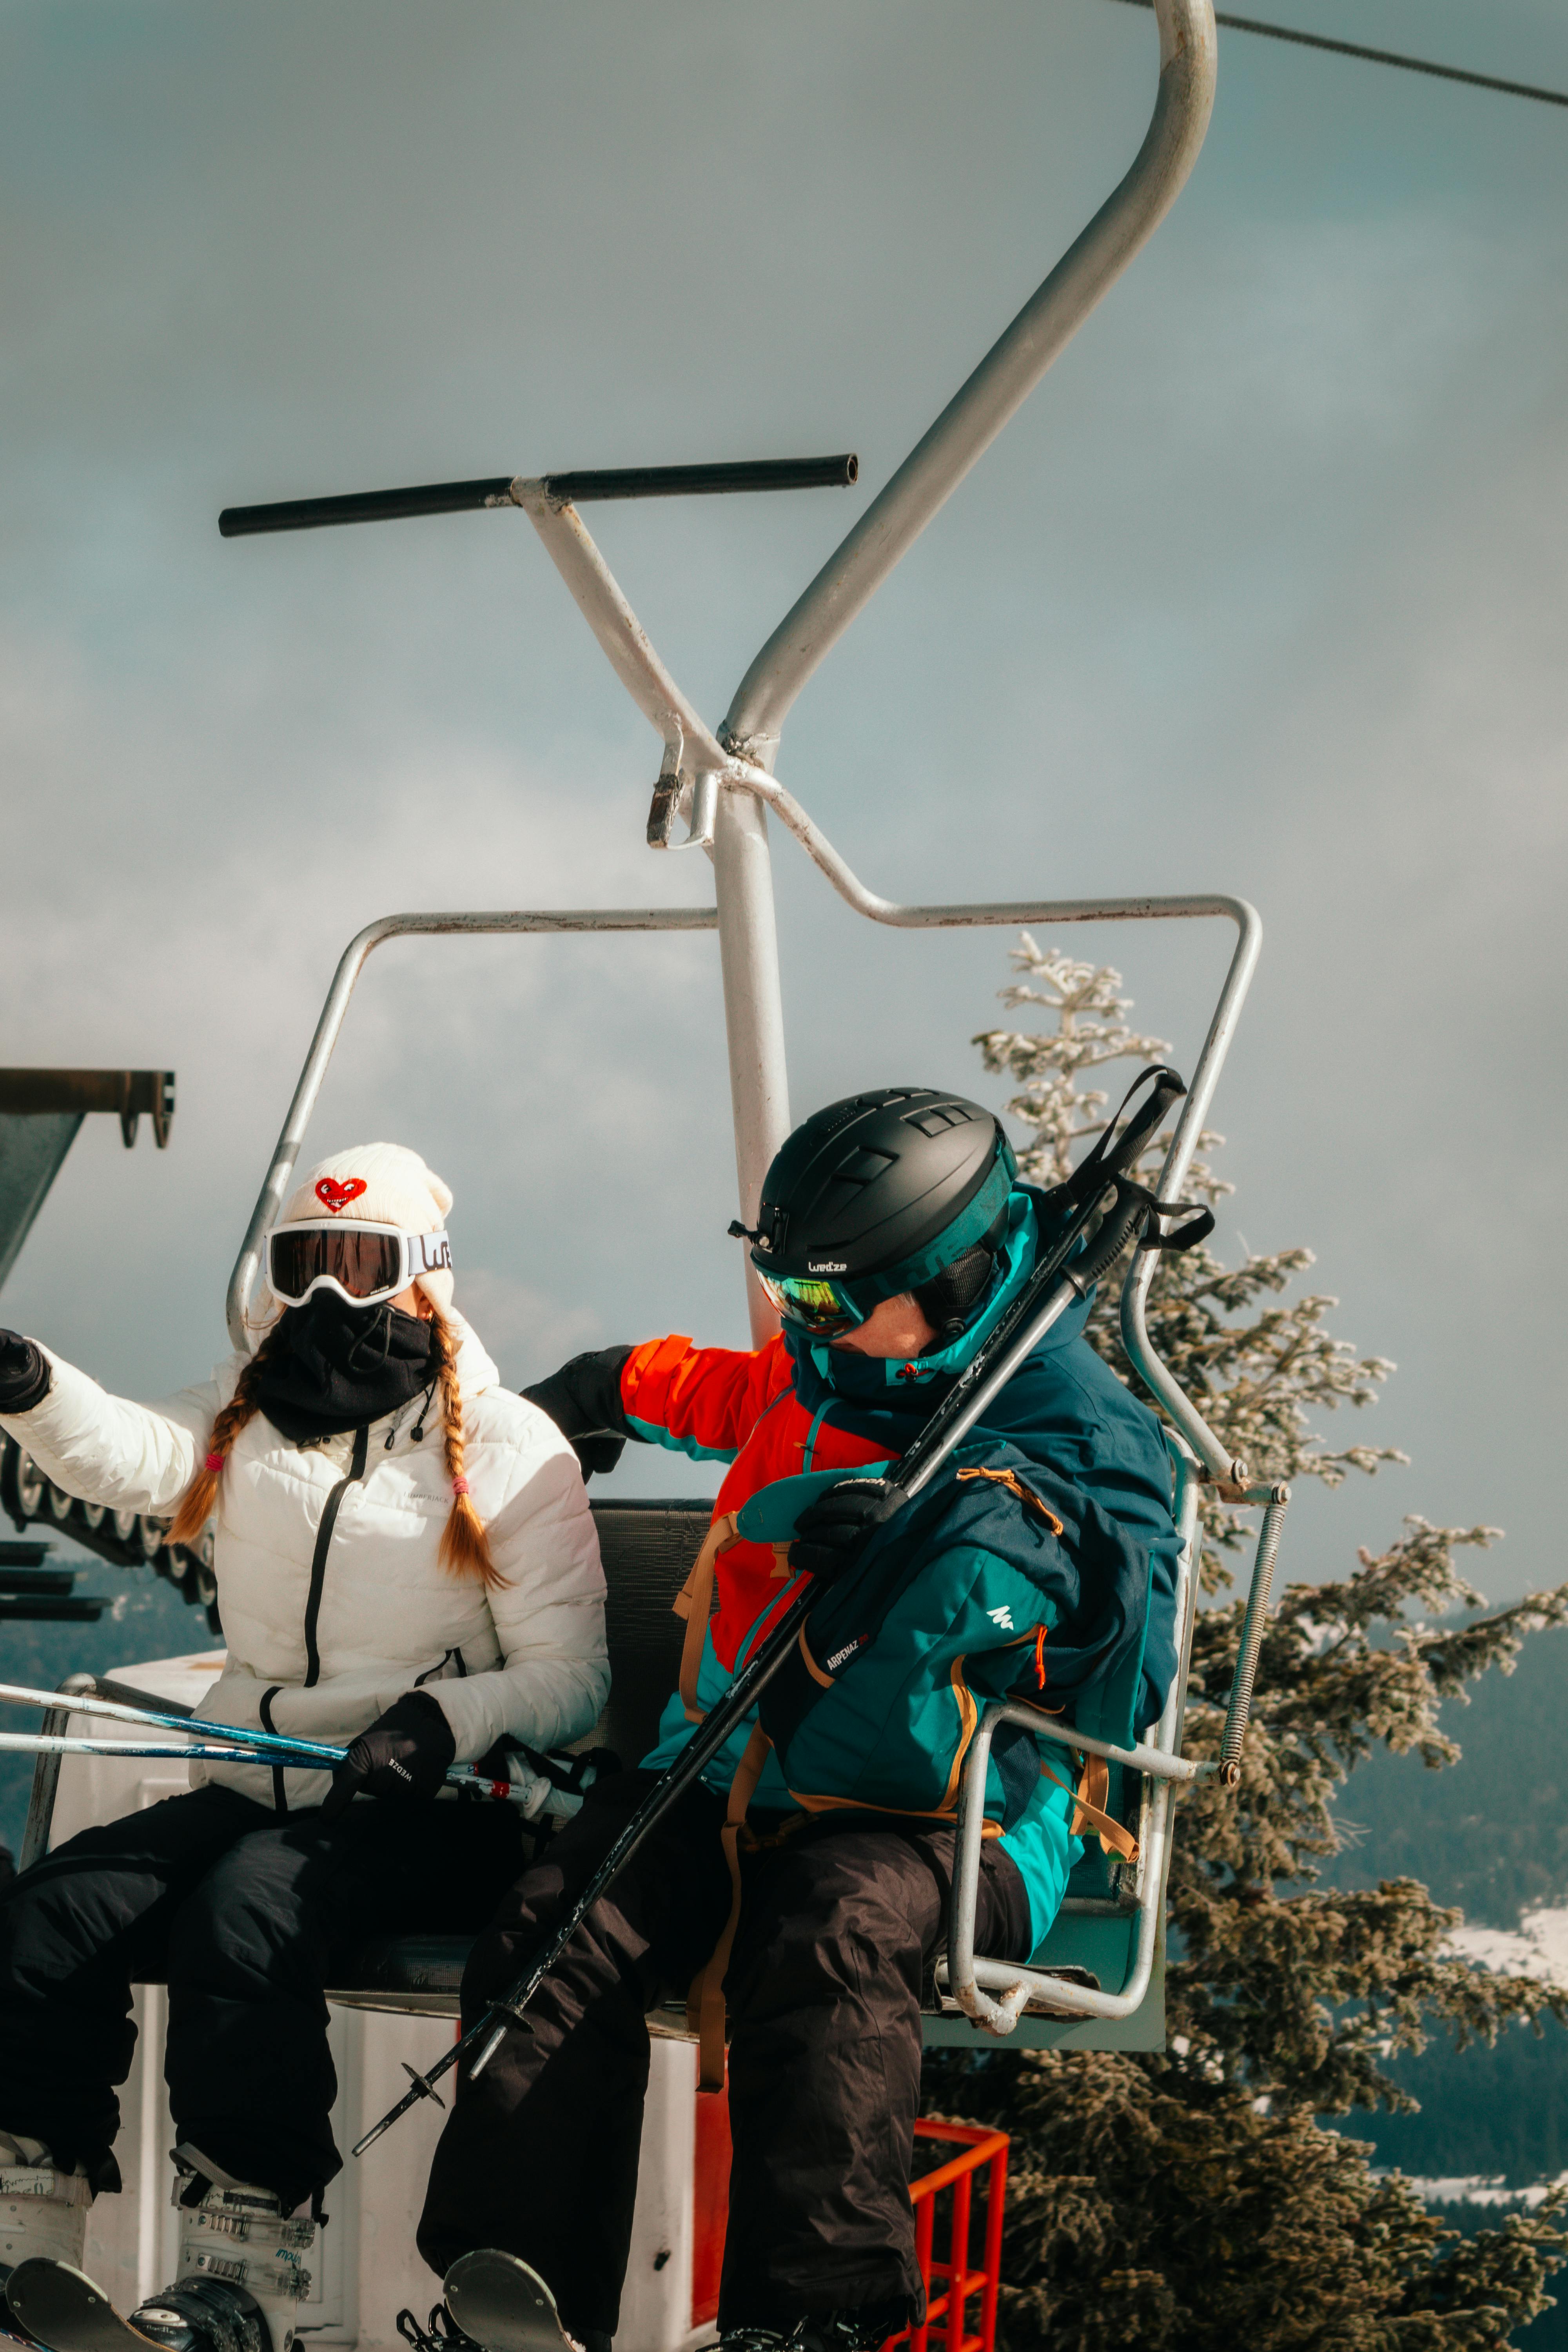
732,1087,1018,1344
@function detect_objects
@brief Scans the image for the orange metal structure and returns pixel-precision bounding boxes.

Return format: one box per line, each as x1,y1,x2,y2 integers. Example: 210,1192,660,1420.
691,2089,1008,2352
890,2122,1009,2352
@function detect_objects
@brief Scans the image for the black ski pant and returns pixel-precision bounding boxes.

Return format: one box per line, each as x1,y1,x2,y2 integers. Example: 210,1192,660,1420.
417,1768,1033,2339
0,1783,526,2208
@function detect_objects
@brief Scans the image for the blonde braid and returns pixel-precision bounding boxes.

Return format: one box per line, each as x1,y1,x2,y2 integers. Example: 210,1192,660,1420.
167,1326,285,1546
430,1308,501,1587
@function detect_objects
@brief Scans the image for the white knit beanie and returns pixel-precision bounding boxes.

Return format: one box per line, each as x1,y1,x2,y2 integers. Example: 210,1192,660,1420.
279,1142,456,1313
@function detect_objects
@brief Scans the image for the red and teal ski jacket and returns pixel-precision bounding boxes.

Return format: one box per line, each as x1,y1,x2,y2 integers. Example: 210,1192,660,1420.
630,1189,1182,1952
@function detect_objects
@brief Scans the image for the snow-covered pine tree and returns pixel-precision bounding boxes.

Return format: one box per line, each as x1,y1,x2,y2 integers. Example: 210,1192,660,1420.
922,935,1568,2350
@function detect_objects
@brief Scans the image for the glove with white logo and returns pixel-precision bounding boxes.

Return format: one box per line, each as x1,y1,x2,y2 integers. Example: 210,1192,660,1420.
319,1689,456,1822
788,1478,906,1586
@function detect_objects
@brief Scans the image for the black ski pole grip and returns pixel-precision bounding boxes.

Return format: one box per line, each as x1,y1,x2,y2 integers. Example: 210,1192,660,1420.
1071,1183,1151,1294
1101,1065,1187,1182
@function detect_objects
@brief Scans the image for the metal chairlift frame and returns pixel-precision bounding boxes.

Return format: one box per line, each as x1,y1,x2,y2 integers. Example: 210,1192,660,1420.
208,0,1287,2050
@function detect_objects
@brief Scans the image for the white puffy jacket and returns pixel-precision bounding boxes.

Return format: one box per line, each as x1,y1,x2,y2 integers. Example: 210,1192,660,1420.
0,1316,608,1812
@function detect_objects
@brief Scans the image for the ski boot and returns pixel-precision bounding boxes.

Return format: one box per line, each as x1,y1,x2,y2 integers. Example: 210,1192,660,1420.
8,2150,316,2352
1,2136,93,2343
129,2150,318,2352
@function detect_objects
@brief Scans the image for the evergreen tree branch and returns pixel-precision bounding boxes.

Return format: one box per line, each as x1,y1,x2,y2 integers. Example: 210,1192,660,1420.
918,935,1568,2347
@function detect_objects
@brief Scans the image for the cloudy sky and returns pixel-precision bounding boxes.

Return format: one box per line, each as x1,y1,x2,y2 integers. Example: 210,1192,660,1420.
3,0,1565,1611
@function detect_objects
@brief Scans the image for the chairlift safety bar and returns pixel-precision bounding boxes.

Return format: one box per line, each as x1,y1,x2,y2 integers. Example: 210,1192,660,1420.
225,891,1256,1505
939,1431,1200,2030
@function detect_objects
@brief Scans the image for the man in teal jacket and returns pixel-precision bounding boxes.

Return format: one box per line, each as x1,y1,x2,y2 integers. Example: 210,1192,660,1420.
418,1088,1180,2352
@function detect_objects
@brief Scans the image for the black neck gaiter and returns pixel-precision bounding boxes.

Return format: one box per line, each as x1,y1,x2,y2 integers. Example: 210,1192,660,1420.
254,1291,437,1443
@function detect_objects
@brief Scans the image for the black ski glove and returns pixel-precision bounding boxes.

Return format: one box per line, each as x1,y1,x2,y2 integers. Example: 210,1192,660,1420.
0,1330,51,1415
789,1478,907,1585
521,1343,636,1479
319,1689,456,1823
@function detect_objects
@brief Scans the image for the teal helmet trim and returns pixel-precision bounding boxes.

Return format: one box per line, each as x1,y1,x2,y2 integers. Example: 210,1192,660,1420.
848,1143,1016,1309
808,1190,1038,1390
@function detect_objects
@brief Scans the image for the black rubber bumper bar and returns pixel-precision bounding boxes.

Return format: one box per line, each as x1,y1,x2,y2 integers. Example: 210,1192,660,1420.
219,454,858,537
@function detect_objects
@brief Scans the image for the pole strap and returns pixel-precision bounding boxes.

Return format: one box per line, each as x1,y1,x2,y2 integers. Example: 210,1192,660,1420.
671,1514,739,1724
685,1721,773,2092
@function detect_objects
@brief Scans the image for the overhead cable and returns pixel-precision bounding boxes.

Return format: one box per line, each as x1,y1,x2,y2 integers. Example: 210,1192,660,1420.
1105,0,1568,110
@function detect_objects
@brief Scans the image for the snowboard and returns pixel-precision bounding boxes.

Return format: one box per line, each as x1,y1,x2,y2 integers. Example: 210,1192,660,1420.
443,2253,574,2352
2,2263,165,2352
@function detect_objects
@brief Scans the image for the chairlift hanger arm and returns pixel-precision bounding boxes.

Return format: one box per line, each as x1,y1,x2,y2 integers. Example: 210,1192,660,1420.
509,487,732,773
708,0,1217,1335
217,0,1243,1477
720,0,1218,761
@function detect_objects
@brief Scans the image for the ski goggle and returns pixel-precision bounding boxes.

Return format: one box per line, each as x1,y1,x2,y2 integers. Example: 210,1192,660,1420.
265,1220,453,1310
754,1271,867,1339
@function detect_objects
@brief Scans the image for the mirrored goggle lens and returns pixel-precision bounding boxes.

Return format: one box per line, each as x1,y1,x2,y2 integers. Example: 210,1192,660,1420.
267,1228,404,1302
757,1272,862,1337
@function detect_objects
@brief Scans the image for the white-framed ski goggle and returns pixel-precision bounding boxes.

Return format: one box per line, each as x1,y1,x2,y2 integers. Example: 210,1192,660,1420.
265,1220,453,1310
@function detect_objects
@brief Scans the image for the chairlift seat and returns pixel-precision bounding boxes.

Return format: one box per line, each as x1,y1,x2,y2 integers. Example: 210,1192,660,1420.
319,1487,1188,2052
23,1492,1181,2049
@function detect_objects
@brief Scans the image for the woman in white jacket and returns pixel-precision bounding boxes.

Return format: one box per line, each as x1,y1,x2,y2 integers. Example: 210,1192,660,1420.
0,1143,607,2352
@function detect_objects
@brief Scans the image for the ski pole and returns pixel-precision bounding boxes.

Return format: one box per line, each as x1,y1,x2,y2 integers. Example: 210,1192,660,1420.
0,1681,524,1805
0,1677,352,1759
351,1064,1204,2154
350,1583,820,2152
0,1730,336,1766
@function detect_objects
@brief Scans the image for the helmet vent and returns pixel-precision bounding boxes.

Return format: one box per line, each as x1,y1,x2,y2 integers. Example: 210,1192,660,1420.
835,1147,896,1187
906,1104,973,1137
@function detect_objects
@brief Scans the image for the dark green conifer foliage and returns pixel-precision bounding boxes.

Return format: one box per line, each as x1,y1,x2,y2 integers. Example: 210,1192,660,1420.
923,939,1568,2348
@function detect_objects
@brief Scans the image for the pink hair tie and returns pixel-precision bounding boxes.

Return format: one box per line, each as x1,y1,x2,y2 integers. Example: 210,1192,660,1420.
205,1451,225,1473
452,1476,470,1498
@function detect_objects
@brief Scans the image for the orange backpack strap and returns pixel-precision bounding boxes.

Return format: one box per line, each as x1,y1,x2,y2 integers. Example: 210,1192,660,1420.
1040,1751,1140,1865
671,1512,738,1724
685,1720,772,2092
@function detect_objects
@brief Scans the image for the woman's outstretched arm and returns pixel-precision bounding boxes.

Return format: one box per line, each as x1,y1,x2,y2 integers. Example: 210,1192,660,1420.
0,1329,228,1516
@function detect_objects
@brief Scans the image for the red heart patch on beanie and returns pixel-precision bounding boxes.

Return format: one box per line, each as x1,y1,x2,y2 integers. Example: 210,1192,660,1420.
315,1177,368,1214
